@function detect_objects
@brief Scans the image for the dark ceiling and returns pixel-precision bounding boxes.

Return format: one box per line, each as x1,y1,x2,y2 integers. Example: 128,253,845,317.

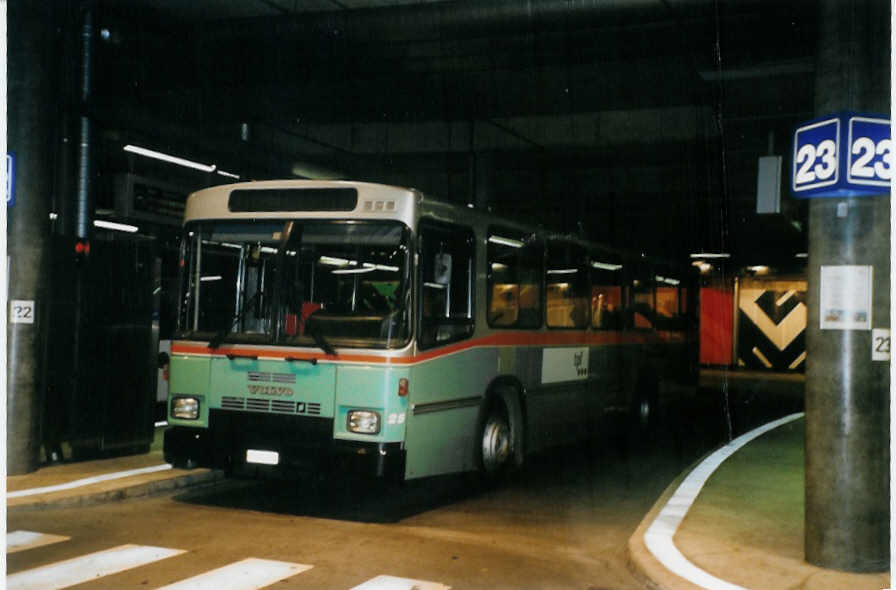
85,0,821,268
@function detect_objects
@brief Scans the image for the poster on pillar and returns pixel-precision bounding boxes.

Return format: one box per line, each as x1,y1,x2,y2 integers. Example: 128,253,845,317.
818,265,872,330
791,112,891,198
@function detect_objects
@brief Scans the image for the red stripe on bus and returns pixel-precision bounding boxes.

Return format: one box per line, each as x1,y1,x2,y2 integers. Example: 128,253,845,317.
171,330,664,365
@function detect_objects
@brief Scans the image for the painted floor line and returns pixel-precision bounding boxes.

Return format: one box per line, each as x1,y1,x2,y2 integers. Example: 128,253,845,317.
6,543,185,590
7,464,173,498
154,557,312,590
643,412,805,590
349,575,451,590
6,531,71,554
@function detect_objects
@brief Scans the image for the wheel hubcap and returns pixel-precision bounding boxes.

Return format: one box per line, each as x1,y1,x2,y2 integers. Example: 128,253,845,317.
639,399,651,425
482,417,511,472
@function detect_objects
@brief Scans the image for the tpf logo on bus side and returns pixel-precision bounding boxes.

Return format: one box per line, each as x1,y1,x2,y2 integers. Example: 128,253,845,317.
573,351,587,377
542,347,589,384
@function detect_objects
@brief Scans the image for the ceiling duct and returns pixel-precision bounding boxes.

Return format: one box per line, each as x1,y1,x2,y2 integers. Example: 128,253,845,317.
199,0,716,44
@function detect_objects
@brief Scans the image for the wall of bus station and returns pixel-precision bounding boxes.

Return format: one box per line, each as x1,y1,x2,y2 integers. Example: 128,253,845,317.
699,275,808,372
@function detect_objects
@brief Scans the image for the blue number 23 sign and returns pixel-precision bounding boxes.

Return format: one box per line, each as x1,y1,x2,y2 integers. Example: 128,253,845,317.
792,112,891,198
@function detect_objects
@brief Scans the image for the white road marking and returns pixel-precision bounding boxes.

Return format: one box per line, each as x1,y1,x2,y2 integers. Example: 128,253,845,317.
154,557,312,590
7,464,173,498
349,575,451,590
6,544,185,590
6,531,70,553
643,412,804,590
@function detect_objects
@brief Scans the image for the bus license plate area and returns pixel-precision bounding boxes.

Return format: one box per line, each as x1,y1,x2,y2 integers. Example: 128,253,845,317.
246,449,279,465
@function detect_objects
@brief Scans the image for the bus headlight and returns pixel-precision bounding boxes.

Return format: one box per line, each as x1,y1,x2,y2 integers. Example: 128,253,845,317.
347,410,380,434
171,396,200,420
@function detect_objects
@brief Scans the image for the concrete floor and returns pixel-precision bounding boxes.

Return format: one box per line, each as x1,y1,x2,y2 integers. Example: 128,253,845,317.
7,381,803,589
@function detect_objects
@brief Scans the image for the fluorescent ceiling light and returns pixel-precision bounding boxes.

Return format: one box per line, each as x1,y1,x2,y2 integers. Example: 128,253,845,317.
216,170,241,179
547,268,578,275
332,267,375,275
655,275,680,286
123,144,216,173
200,275,222,282
690,252,730,259
94,219,139,233
488,235,524,248
796,253,809,259
592,261,622,271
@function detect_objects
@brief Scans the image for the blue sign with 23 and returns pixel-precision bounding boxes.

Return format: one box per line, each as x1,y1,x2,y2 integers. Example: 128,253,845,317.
792,112,891,198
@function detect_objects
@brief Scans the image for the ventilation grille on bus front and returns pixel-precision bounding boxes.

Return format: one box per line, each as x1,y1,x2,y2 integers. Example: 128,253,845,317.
219,396,321,416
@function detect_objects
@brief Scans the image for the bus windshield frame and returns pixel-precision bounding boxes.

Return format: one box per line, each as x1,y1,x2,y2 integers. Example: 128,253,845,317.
176,218,412,350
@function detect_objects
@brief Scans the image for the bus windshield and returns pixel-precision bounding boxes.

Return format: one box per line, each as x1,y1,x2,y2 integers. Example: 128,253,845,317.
177,219,411,349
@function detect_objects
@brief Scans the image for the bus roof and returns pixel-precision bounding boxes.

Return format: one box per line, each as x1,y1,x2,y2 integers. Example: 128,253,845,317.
184,179,688,271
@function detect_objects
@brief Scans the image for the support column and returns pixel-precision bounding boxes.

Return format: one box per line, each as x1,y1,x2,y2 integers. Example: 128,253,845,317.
804,0,890,572
7,1,60,474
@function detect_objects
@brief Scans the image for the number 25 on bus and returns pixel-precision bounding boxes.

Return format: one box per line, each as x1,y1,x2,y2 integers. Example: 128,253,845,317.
164,180,697,481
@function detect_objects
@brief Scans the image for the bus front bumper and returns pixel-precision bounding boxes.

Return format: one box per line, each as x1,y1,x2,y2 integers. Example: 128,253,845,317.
163,414,405,481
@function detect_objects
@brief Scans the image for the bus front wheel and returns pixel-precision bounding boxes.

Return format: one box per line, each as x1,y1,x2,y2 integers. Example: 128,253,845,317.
479,398,515,476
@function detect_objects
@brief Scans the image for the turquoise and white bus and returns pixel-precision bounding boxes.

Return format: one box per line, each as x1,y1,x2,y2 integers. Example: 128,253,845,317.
164,180,696,480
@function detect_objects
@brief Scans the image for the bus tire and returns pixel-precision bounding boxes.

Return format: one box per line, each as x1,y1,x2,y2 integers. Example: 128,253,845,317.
477,388,523,478
480,400,512,475
632,372,659,430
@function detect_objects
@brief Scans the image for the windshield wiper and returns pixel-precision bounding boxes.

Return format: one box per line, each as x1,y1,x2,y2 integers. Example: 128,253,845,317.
303,309,337,357
208,291,262,349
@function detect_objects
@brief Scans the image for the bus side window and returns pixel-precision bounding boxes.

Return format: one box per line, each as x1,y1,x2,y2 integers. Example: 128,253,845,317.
419,221,475,349
654,270,688,331
545,240,589,329
590,256,624,330
631,271,656,330
487,228,542,329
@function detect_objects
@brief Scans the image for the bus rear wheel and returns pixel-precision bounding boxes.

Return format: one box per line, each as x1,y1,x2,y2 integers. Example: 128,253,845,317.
480,402,513,474
632,372,659,430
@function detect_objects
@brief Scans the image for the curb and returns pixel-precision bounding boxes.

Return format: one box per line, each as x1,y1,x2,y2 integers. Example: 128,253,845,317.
626,413,806,590
7,469,226,513
626,454,709,590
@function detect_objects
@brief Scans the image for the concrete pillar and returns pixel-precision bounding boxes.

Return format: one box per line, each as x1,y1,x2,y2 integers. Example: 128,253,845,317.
804,0,890,572
7,1,60,474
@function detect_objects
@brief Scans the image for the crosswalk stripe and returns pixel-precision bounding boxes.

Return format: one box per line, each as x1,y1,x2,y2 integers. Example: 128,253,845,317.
6,544,185,590
6,531,71,554
154,557,312,590
349,575,451,590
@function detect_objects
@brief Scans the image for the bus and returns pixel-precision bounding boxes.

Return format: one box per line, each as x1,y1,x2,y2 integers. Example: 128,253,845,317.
163,180,697,481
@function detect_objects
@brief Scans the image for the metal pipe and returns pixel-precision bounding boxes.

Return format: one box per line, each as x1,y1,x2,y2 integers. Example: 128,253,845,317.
75,5,94,239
